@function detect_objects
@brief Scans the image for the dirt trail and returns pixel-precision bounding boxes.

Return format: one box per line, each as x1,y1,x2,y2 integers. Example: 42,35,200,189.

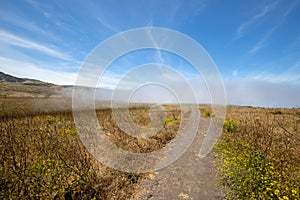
132,117,225,200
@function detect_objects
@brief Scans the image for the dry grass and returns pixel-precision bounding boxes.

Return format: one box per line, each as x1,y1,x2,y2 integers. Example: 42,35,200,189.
98,107,182,153
2,97,299,199
0,97,183,199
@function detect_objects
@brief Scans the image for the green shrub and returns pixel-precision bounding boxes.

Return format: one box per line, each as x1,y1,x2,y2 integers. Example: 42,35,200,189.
202,109,215,117
165,117,180,124
223,118,239,133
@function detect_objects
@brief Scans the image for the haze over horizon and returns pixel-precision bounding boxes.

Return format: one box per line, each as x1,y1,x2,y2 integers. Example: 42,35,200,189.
0,0,299,107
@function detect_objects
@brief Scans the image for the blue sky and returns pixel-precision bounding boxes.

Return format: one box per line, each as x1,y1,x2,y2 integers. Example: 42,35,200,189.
0,0,300,107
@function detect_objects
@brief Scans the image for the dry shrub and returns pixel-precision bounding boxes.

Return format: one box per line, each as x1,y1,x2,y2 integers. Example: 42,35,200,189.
0,99,184,199
0,111,146,199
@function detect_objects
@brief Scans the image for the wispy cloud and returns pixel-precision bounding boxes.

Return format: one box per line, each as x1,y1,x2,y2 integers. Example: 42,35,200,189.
283,0,299,16
25,0,46,10
167,0,208,26
236,0,279,38
288,61,300,70
253,71,300,83
248,23,281,54
145,29,165,63
0,30,74,62
0,8,59,41
96,17,119,33
248,0,298,54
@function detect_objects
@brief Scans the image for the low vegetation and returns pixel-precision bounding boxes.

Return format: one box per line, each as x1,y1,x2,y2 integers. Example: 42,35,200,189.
214,106,300,199
201,109,215,118
1,97,299,199
164,117,180,124
0,98,183,199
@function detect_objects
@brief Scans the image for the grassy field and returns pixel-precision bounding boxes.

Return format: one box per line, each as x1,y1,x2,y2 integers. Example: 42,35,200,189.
1,97,299,199
0,97,182,199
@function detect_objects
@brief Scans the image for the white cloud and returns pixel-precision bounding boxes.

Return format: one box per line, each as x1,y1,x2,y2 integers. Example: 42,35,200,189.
0,9,58,41
232,69,238,76
225,78,300,107
0,56,76,85
223,68,300,107
0,30,74,62
2,54,298,108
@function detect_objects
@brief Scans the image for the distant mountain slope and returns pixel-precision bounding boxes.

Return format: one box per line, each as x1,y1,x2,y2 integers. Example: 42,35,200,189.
0,72,114,100
0,72,54,86
0,72,25,83
0,72,63,98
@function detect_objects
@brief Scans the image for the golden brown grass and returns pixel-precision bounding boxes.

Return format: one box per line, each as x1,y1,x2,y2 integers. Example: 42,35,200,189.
98,107,182,153
0,97,183,199
2,97,299,199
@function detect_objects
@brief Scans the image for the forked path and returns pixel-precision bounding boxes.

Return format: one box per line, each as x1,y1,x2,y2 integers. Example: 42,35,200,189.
132,117,225,200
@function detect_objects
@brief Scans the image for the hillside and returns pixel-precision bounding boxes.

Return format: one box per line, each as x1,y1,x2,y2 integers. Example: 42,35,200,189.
0,72,65,98
0,72,113,100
